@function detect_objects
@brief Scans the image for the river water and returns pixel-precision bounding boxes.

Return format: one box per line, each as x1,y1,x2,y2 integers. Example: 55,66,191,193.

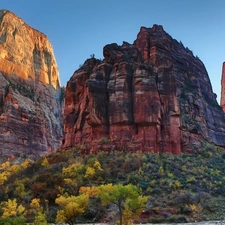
72,222,225,225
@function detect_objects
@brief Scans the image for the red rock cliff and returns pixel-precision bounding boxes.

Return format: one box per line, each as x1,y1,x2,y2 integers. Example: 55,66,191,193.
0,10,63,158
220,62,225,112
63,25,225,153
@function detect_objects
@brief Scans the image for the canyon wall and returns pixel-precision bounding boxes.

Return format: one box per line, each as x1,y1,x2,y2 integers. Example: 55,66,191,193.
0,10,63,158
63,25,225,154
220,62,225,112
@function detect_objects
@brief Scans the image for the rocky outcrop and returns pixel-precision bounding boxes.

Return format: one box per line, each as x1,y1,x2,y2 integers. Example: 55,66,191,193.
63,24,225,154
0,10,63,158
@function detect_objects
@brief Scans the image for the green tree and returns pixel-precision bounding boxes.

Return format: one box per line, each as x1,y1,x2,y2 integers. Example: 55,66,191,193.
96,184,148,225
55,193,89,225
14,179,27,200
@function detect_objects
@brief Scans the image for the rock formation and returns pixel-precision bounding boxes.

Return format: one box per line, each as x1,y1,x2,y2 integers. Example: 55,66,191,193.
220,62,225,112
0,10,63,158
63,24,225,154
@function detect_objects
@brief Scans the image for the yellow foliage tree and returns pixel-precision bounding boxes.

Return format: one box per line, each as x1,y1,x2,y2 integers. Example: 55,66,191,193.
41,156,50,168
1,198,25,218
0,172,9,185
62,163,85,194
84,159,103,185
79,186,98,197
55,193,89,225
62,159,103,195
169,180,182,190
0,161,24,185
10,164,21,173
29,198,48,225
0,161,11,185
29,198,43,212
84,166,95,179
0,161,10,171
20,159,31,169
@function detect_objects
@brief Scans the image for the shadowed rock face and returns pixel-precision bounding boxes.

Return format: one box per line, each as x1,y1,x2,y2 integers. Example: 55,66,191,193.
0,10,63,158
63,24,225,154
220,62,225,112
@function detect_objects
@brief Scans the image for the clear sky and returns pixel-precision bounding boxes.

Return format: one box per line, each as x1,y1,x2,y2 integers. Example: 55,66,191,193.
2,0,225,102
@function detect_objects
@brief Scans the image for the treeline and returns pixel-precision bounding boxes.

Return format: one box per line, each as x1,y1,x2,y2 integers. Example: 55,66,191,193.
1,141,225,224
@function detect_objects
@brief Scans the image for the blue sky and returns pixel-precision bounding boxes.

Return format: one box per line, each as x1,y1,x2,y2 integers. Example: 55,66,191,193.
2,0,225,102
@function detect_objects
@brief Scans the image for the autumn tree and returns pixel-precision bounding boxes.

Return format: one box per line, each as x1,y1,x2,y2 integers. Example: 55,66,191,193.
85,158,103,184
62,159,103,195
96,184,148,225
29,198,48,225
62,163,86,195
41,156,50,168
14,179,28,200
55,193,89,225
20,159,31,169
0,161,11,185
0,172,8,185
188,203,203,222
0,160,30,185
79,186,98,197
0,198,25,218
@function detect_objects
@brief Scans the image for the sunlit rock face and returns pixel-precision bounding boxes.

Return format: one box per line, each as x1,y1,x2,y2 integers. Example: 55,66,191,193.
63,24,225,154
0,10,63,158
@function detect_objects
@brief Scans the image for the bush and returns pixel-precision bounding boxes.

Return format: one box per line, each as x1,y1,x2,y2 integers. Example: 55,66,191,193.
148,215,187,224
148,217,167,223
168,215,188,223
47,152,68,164
0,217,26,225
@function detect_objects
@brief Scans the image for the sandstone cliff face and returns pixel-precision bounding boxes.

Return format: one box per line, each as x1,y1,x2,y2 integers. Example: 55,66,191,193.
0,10,63,158
63,25,225,153
220,62,225,112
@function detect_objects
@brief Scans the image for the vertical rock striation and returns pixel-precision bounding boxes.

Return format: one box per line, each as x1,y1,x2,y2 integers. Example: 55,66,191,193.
0,10,63,158
220,62,225,112
63,25,225,153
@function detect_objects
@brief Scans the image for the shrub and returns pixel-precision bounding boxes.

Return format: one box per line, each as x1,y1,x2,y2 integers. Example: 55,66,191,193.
168,215,187,223
47,153,68,164
98,137,111,144
0,217,26,225
148,217,167,223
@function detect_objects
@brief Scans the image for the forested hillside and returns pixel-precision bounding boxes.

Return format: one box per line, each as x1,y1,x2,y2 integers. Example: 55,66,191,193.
1,140,225,224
